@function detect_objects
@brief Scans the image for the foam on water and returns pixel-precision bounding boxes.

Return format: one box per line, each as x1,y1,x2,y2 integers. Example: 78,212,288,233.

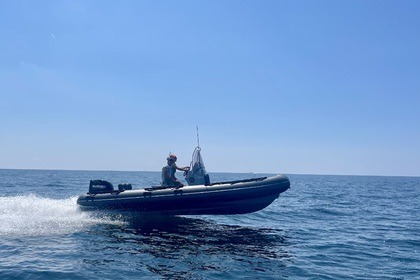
0,194,124,236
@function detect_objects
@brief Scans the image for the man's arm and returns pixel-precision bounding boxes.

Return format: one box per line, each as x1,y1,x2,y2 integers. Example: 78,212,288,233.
174,164,189,172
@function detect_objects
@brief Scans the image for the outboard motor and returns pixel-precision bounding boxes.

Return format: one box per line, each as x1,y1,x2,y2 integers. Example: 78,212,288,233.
89,180,114,194
185,146,210,186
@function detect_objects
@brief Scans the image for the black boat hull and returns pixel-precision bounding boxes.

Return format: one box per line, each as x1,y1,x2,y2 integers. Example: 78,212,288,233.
77,174,290,215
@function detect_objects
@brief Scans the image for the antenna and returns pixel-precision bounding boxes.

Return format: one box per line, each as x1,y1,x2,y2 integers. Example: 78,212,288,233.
196,125,200,148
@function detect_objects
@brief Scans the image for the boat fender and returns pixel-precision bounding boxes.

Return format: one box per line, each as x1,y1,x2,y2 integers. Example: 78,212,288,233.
89,180,114,194
174,189,183,195
143,191,152,198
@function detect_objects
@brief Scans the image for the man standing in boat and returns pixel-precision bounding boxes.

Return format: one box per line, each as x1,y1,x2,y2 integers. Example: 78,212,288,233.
162,154,190,187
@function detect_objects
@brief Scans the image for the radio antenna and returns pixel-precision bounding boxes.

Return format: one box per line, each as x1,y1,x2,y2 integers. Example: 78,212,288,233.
196,126,200,148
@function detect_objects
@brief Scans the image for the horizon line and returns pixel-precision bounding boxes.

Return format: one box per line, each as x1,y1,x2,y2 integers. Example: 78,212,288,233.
0,167,419,178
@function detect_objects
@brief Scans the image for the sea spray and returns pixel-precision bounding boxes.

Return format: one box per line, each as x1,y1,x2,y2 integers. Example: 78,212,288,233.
0,194,125,236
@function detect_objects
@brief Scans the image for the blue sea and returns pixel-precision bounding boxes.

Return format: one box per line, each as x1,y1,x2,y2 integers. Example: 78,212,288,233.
0,169,419,279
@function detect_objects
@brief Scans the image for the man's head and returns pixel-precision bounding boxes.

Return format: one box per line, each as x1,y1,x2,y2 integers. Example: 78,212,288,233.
167,154,177,163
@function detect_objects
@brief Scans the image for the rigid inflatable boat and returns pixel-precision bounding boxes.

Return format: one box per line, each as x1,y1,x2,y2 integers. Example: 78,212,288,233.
76,146,290,215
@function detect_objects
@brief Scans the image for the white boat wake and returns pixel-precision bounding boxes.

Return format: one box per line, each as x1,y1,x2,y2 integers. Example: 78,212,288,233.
0,194,124,237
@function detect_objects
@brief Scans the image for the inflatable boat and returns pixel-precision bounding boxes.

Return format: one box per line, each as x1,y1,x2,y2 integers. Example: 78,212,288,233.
76,174,290,215
77,145,290,215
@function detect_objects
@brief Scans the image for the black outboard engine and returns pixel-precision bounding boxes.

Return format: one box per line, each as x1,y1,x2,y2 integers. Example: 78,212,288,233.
89,180,114,194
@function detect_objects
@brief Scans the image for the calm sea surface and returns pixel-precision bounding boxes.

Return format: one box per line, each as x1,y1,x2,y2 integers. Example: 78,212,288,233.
0,169,419,279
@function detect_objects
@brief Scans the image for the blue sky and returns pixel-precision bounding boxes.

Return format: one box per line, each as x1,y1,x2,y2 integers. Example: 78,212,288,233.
1,1,419,176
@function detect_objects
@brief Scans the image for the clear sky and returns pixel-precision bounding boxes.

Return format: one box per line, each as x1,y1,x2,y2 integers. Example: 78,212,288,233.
1,1,419,176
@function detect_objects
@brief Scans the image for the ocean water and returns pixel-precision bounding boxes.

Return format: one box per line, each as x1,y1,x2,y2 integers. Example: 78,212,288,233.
0,169,419,279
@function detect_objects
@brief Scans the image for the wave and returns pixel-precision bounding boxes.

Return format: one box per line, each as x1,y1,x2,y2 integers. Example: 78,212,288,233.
0,194,124,237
